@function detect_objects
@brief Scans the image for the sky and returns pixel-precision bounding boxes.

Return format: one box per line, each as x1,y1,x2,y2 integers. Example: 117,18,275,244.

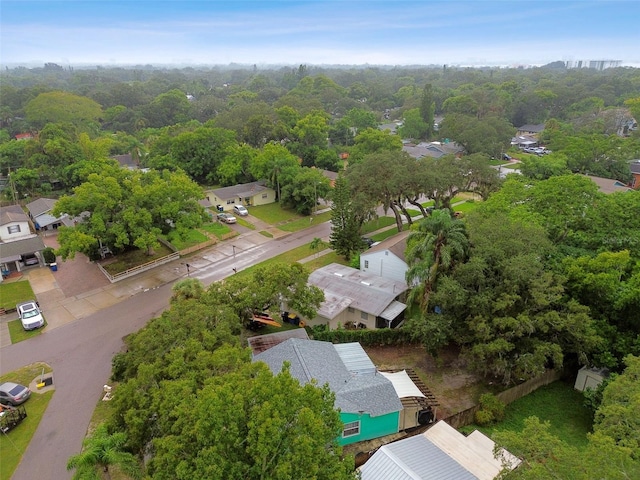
1,0,639,68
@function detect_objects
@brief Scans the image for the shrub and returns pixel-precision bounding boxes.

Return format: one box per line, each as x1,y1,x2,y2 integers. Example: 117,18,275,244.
474,393,506,425
42,247,56,264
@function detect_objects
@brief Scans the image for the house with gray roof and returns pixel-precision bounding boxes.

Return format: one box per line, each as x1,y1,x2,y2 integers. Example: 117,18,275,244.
206,180,276,212
516,124,545,136
359,420,520,480
304,263,408,330
403,141,463,159
254,338,404,446
26,198,72,231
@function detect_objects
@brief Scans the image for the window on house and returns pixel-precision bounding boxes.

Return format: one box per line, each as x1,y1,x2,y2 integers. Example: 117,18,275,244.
226,199,235,205
342,421,360,438
364,260,369,268
361,311,368,320
7,225,21,234
347,307,354,313
262,193,268,199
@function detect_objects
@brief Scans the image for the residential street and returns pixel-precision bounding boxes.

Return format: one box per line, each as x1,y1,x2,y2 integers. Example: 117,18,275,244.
1,219,332,480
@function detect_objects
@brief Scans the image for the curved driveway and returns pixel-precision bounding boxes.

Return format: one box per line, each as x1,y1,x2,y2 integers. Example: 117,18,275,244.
1,220,332,480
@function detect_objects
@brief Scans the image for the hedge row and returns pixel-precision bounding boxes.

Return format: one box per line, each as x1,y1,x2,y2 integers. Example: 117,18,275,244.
310,326,416,346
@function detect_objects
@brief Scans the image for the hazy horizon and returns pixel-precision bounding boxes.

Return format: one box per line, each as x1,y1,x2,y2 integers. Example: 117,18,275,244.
2,1,638,68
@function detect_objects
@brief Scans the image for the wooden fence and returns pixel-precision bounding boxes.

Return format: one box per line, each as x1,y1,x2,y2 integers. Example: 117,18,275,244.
97,252,180,283
444,369,563,429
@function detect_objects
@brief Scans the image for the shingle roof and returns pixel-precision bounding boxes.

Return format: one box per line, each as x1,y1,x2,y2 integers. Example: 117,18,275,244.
309,264,407,318
362,230,410,261
517,124,545,133
254,338,403,417
212,181,270,200
0,235,46,262
630,160,640,174
26,198,57,218
0,205,29,226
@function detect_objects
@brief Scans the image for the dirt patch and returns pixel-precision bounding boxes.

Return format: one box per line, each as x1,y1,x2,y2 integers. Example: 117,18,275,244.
364,344,489,418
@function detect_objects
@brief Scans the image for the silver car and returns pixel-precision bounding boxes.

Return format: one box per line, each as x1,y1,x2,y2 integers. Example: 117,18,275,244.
16,300,45,330
0,382,31,406
217,212,237,224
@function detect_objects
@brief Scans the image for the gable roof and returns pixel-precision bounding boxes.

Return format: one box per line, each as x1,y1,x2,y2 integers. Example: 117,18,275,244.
308,264,408,319
360,421,520,480
362,230,410,261
0,235,46,262
26,198,57,218
1,205,29,226
211,181,270,201
254,338,403,417
247,328,310,356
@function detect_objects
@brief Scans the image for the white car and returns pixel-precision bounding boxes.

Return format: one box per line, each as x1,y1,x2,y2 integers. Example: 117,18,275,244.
233,205,249,216
16,300,45,330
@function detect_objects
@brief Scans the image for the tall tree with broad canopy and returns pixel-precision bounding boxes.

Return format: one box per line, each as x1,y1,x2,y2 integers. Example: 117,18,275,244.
149,361,355,480
53,166,204,259
249,142,300,201
25,91,102,130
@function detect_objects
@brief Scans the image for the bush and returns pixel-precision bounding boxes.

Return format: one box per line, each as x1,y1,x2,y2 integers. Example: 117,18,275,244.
42,247,56,264
474,393,506,425
311,326,415,346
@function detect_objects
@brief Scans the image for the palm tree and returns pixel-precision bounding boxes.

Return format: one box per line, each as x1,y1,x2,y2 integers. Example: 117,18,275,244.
406,209,469,312
67,424,141,480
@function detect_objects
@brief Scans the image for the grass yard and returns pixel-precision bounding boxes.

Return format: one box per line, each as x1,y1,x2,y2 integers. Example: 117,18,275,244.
464,381,593,449
100,243,175,275
8,319,47,343
200,221,234,239
453,201,480,214
246,203,303,224
361,216,396,235
164,229,209,250
235,217,256,230
370,226,401,242
0,363,54,480
0,280,35,311
279,211,332,232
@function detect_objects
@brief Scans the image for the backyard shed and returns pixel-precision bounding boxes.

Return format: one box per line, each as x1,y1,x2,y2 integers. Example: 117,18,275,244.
574,366,609,392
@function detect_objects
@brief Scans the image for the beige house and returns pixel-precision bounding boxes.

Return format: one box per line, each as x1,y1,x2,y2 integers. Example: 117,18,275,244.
304,263,408,330
206,181,275,212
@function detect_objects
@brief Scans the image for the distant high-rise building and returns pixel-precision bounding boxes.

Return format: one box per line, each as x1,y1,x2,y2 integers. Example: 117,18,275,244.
565,60,622,70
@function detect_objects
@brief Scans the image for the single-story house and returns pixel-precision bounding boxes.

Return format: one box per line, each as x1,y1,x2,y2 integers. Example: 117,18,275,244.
112,154,139,170
516,124,545,136
26,198,73,231
403,141,464,159
584,175,633,194
359,420,521,480
304,263,408,330
206,181,275,212
360,231,410,284
254,338,404,445
511,135,538,149
629,160,640,189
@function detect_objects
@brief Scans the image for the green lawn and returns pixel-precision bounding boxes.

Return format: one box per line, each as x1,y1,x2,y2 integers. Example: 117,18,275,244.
200,222,234,238
8,319,47,344
361,216,396,235
370,227,401,242
0,363,54,480
246,203,303,224
0,281,35,311
453,201,480,214
279,211,332,232
463,381,593,449
164,229,209,250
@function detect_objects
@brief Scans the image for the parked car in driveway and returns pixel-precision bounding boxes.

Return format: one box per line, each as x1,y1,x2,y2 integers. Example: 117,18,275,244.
0,382,31,406
233,205,249,216
16,300,45,330
217,212,237,224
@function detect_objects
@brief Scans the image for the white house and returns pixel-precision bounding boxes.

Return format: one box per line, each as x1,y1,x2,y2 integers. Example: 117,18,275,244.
0,205,32,242
360,231,410,284
0,205,46,280
304,263,408,330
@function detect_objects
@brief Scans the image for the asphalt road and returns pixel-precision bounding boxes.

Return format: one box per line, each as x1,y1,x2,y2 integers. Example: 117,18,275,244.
1,220,332,480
